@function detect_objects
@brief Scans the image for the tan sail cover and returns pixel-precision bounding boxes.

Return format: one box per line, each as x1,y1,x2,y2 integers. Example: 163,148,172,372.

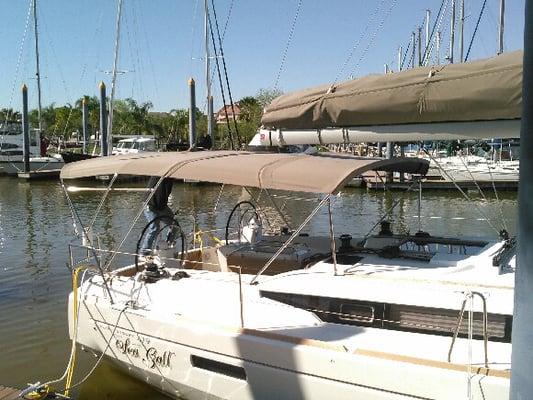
261,51,522,129
60,151,429,194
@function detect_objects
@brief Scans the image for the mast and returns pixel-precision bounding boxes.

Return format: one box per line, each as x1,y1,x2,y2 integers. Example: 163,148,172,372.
411,31,416,68
398,46,403,71
108,0,124,156
459,0,465,62
418,27,422,66
436,31,442,64
205,0,213,141
449,0,456,63
425,9,431,51
32,0,42,136
498,0,505,54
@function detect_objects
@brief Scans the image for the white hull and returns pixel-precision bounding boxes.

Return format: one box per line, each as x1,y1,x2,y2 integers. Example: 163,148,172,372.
426,156,519,182
0,158,63,175
71,267,510,400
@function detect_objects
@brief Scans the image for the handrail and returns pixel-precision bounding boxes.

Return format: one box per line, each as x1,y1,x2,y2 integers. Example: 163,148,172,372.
448,291,489,368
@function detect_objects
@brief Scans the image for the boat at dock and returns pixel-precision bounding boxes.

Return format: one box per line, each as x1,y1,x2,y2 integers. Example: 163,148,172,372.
0,121,63,176
23,49,519,400
56,150,514,399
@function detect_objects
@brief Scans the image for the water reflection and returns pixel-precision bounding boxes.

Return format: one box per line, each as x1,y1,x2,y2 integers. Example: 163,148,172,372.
0,177,518,398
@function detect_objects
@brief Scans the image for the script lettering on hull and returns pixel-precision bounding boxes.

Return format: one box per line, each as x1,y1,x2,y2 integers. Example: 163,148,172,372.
114,336,174,370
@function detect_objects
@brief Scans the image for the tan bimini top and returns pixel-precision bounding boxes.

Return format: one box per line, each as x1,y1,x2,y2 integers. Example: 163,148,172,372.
261,51,522,129
60,151,429,194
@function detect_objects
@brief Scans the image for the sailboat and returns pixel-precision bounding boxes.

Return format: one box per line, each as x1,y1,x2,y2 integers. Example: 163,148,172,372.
22,50,517,399
0,120,61,175
0,0,64,175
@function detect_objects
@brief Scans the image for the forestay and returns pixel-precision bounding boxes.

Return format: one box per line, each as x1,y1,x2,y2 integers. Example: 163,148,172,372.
261,51,522,130
60,150,429,194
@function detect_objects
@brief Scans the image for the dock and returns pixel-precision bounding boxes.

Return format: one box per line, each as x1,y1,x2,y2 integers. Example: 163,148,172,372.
366,179,519,191
1,385,72,400
0,385,20,400
17,169,61,180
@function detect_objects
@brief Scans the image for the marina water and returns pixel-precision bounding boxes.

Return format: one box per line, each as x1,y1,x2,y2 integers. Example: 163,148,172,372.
0,177,517,398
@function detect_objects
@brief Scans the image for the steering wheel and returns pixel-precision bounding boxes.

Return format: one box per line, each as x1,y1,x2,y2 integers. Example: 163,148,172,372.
135,214,186,272
225,201,262,245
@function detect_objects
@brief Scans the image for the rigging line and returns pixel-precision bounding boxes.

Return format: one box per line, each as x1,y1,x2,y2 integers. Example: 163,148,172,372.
362,181,419,241
2,0,32,131
208,0,235,88
421,0,447,65
91,6,106,87
108,0,124,141
464,0,488,62
39,8,77,141
332,0,387,85
484,158,509,232
220,0,235,40
458,151,508,232
484,2,501,30
400,40,412,70
432,0,451,64
458,152,492,205
80,7,104,93
34,268,89,393
189,0,200,77
273,0,303,91
63,306,128,392
350,0,398,78
131,1,146,101
208,12,235,149
138,1,160,102
407,35,417,69
422,147,501,235
124,6,137,100
210,0,241,147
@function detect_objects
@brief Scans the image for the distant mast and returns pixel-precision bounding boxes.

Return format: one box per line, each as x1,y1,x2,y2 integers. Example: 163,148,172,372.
205,0,213,142
32,0,42,135
108,0,124,156
397,46,402,71
459,0,465,62
498,0,505,54
449,0,456,63
425,9,431,51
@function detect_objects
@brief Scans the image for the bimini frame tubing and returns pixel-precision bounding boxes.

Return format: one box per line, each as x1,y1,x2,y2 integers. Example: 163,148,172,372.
250,194,332,284
62,173,172,305
61,175,118,304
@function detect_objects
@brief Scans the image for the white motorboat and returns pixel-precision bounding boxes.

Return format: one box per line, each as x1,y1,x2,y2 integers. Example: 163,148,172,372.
0,121,63,175
57,150,514,400
112,137,158,155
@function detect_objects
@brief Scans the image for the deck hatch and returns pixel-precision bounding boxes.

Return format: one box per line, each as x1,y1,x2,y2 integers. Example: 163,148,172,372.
190,355,247,380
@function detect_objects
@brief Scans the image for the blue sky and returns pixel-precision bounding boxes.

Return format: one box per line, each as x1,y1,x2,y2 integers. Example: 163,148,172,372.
0,0,525,113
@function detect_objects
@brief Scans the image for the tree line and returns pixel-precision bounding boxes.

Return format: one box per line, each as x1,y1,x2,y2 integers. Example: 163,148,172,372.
0,88,282,149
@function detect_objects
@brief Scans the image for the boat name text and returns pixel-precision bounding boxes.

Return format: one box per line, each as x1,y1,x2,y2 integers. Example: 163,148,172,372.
115,338,174,369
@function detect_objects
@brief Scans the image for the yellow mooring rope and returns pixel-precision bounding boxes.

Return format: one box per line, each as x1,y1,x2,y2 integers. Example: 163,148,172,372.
64,266,84,396
194,229,224,254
